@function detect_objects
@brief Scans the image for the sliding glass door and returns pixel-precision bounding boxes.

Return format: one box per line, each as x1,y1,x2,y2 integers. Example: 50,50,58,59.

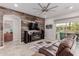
56,22,79,40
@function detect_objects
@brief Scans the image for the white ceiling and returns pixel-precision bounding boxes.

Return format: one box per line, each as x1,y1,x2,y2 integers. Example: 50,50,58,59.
0,3,79,19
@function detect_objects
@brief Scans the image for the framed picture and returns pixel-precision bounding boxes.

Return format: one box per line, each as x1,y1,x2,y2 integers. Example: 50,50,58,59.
46,24,52,29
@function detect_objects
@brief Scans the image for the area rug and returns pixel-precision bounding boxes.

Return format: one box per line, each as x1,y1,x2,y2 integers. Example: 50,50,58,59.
30,41,52,51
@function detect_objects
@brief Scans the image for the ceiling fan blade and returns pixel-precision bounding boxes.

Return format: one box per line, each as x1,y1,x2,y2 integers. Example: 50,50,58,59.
48,5,58,10
46,3,51,9
38,3,43,9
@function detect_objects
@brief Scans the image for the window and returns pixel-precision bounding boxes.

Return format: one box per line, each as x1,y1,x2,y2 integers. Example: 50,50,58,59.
56,22,79,33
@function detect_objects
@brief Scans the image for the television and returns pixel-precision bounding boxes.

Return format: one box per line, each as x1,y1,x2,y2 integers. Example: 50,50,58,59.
28,22,39,30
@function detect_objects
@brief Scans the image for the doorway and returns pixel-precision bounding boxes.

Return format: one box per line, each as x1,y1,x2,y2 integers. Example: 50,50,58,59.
3,15,21,45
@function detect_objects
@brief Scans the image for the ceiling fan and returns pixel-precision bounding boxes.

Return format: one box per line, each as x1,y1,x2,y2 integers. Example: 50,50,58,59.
33,3,58,16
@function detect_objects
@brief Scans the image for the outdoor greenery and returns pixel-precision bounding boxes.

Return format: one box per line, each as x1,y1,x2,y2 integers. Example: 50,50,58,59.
56,22,79,33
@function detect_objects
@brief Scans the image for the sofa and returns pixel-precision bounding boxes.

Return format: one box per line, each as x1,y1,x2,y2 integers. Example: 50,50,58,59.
39,35,77,56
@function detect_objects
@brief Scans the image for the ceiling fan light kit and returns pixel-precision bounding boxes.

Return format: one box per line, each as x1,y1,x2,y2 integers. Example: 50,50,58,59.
33,3,58,18
38,3,58,12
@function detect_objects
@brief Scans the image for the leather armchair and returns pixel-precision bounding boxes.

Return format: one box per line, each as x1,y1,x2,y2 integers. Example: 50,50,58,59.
39,35,77,56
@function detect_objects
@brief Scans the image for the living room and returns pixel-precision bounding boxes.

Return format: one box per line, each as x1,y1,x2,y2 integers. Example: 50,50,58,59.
0,3,79,56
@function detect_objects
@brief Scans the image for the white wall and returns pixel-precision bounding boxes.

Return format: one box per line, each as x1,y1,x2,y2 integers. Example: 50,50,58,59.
45,18,56,41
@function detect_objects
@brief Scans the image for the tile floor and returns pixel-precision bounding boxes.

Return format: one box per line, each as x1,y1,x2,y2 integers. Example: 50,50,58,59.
0,42,34,56
0,39,46,56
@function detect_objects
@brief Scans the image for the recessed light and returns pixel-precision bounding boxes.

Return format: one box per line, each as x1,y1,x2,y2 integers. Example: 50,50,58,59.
14,4,18,7
69,6,73,9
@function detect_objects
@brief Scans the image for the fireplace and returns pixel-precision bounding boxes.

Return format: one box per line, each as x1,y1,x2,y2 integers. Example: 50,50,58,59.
23,30,44,43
